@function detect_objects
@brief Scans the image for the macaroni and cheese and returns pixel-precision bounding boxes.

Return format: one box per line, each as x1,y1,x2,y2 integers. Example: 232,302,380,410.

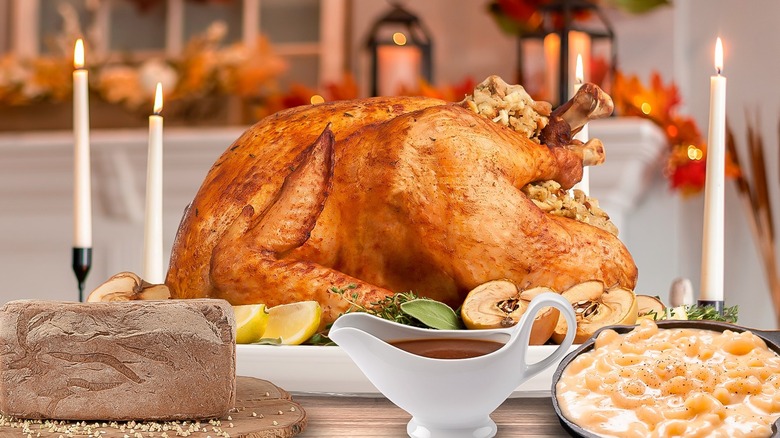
556,319,780,437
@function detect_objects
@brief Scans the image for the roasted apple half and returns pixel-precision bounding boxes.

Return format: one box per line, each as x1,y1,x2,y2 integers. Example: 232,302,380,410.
551,280,637,344
87,271,171,302
636,294,665,320
461,280,560,344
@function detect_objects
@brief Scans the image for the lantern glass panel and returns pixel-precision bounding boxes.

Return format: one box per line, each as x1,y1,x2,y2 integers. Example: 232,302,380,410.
590,36,613,95
374,25,417,46
374,41,423,96
516,38,547,101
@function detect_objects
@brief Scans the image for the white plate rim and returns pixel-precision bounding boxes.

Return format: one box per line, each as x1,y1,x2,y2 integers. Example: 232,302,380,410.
236,343,577,398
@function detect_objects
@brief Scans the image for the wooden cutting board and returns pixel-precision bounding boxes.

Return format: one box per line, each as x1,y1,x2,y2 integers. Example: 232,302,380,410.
0,377,306,438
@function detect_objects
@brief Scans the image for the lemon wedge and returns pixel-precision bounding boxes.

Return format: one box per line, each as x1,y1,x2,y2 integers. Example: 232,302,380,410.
233,304,269,344
666,305,688,320
262,301,322,345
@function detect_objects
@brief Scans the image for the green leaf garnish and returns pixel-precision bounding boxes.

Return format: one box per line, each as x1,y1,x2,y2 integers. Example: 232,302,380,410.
400,299,463,330
306,332,335,346
252,337,282,345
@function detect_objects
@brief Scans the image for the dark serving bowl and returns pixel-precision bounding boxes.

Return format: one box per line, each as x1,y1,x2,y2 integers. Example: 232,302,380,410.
551,320,780,438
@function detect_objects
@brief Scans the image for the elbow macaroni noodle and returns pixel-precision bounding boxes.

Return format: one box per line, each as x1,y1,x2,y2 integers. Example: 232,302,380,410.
556,319,780,437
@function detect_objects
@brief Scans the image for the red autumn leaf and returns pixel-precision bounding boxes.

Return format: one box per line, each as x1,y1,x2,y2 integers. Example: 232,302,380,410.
670,159,707,194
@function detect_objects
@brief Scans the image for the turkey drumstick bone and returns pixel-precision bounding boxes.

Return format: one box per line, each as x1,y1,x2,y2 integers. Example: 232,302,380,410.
540,83,614,167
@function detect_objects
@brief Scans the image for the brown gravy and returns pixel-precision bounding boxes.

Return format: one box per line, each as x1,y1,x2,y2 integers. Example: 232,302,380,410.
390,338,504,359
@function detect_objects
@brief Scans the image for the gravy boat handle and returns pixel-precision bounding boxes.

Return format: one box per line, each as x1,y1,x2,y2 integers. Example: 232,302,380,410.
512,293,577,378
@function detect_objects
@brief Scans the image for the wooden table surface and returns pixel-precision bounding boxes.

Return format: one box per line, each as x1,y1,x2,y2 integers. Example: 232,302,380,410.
296,395,571,437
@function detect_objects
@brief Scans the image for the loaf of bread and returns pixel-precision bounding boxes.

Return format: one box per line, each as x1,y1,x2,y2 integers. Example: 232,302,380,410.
0,299,236,421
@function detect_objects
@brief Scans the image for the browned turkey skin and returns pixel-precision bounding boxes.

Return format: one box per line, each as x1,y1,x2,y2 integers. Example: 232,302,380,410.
166,79,637,325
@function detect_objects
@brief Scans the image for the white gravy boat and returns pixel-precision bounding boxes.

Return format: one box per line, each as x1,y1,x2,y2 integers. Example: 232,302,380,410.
329,292,576,438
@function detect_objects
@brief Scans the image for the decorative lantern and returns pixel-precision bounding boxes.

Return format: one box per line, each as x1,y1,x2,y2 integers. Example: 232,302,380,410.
517,0,615,107
367,3,433,97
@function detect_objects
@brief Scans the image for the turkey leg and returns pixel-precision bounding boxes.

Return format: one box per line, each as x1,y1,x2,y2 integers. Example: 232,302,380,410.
554,82,614,135
540,83,614,149
209,126,393,324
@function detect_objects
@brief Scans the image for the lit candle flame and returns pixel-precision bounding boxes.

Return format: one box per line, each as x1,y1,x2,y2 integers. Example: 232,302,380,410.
715,37,723,74
74,39,85,69
575,54,584,84
153,82,163,115
392,32,407,46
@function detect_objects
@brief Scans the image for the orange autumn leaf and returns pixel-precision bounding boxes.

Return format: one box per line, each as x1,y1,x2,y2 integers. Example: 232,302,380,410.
225,38,288,99
668,116,702,148
31,57,72,102
324,73,359,102
614,71,680,126
173,51,216,98
649,72,681,121
282,83,318,108
398,77,478,102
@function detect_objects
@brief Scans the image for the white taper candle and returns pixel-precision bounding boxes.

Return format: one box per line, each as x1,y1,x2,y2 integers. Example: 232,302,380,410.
700,37,727,304
571,54,589,196
73,39,92,249
143,83,165,284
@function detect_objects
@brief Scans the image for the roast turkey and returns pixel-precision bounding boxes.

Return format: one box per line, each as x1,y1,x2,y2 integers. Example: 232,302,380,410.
166,76,638,324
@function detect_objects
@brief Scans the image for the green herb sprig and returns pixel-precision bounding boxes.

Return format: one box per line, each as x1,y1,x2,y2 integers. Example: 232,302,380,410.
684,304,739,323
329,284,463,330
648,303,739,323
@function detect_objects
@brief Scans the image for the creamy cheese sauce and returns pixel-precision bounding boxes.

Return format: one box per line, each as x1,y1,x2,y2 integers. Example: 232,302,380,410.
556,319,780,437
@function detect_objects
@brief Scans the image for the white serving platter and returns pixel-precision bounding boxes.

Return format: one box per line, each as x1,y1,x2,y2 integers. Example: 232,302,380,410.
236,344,577,398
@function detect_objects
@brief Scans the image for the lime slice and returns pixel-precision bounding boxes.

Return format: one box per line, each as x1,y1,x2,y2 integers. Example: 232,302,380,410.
262,301,322,345
233,304,269,344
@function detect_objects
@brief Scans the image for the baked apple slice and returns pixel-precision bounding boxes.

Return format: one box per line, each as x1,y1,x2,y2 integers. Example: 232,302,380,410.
551,280,637,344
461,280,560,344
637,294,665,320
87,271,171,302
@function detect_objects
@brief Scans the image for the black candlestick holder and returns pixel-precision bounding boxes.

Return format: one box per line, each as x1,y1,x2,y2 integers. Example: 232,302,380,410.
697,299,724,315
72,247,92,302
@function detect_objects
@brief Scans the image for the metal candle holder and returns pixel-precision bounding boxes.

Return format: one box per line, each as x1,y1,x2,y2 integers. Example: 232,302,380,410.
72,247,92,302
697,299,725,314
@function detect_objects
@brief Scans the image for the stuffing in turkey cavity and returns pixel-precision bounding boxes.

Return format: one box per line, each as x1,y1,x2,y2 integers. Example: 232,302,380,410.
522,180,619,236
460,75,551,144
